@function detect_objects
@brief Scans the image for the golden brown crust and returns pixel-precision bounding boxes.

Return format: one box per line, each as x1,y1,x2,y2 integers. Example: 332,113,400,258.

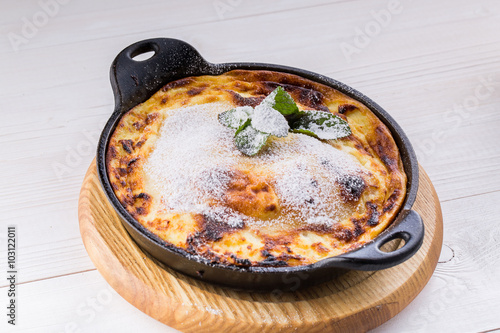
106,70,407,267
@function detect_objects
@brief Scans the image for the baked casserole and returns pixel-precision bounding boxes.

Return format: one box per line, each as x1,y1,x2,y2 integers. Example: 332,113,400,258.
106,70,407,268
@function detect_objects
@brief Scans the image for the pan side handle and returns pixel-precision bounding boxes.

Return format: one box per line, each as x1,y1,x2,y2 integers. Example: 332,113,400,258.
110,38,210,112
327,210,425,271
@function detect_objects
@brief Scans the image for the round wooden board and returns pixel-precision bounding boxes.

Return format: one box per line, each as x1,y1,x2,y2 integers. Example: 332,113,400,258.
79,159,443,333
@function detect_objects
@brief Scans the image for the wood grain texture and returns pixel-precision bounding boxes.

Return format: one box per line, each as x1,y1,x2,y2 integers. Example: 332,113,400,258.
79,160,443,333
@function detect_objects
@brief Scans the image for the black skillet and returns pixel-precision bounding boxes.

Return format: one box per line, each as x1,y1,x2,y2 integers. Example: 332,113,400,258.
97,38,424,292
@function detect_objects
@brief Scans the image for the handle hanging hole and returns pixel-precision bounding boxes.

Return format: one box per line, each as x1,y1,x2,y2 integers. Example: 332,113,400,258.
132,50,155,61
379,238,406,253
129,42,159,62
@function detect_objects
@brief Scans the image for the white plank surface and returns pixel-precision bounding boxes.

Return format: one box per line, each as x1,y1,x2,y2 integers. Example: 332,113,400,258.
0,0,499,332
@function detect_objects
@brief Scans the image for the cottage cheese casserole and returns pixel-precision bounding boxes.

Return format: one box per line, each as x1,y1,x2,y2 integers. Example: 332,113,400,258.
106,70,407,268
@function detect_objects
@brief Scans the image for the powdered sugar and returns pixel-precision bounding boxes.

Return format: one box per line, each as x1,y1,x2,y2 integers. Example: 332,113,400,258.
144,102,367,228
144,102,240,222
256,134,365,226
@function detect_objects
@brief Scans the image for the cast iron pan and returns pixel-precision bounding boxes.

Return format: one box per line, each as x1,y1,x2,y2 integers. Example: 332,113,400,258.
97,38,424,292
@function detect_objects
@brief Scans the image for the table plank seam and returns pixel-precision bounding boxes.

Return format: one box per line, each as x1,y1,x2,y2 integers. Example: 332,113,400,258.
0,268,97,289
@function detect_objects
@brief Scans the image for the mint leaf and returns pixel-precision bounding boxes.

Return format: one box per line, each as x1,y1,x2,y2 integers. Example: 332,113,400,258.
270,86,300,116
218,106,253,129
251,103,289,137
234,120,270,156
249,86,296,137
290,110,351,140
235,118,251,136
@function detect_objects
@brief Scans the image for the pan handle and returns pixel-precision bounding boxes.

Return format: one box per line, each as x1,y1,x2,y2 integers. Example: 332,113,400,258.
110,38,210,112
331,210,425,271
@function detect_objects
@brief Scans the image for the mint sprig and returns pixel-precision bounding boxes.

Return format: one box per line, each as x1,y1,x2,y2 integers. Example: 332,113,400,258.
219,87,351,156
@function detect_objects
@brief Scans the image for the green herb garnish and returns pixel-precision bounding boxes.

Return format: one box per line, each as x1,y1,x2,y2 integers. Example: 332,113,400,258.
272,86,300,115
218,106,253,129
234,119,270,156
290,110,352,140
219,87,351,156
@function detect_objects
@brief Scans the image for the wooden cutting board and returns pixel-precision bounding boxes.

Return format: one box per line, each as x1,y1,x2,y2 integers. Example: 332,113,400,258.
79,159,443,333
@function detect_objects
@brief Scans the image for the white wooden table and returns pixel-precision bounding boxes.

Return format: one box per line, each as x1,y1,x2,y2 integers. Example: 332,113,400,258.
1,0,499,332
